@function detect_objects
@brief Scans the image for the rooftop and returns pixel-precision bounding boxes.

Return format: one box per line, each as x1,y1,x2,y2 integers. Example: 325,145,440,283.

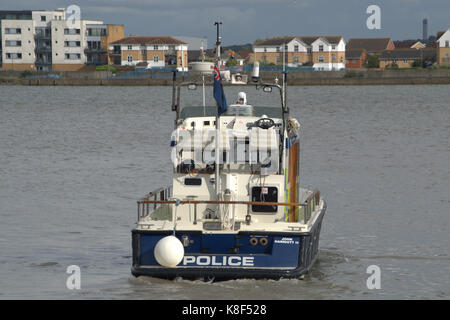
254,36,343,46
110,36,186,45
347,38,393,52
379,48,436,60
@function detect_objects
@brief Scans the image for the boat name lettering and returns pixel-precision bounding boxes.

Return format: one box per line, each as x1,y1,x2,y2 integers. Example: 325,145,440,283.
182,256,255,266
274,237,296,244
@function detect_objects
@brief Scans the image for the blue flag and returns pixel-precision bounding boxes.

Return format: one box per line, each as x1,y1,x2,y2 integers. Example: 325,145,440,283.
213,65,227,115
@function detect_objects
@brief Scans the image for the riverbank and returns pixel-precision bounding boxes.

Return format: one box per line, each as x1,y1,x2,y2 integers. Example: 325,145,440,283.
1,69,450,86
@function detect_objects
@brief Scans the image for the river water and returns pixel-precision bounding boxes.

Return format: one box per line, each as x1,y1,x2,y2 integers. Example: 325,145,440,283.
0,85,449,299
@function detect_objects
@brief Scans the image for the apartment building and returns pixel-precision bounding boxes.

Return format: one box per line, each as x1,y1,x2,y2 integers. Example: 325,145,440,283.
109,36,188,71
0,9,124,71
252,36,346,70
436,29,450,66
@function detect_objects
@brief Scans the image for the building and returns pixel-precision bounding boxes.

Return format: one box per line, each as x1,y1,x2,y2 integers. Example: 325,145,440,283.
252,36,346,70
436,29,450,66
345,49,366,68
394,40,426,49
0,9,124,71
379,48,436,68
346,38,395,55
109,36,188,71
220,49,245,67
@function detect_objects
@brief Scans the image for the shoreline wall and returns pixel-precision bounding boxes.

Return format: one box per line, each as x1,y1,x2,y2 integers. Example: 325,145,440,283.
1,69,450,86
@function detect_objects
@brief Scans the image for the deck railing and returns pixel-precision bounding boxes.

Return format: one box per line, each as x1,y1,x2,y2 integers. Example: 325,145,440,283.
137,186,172,221
137,187,321,224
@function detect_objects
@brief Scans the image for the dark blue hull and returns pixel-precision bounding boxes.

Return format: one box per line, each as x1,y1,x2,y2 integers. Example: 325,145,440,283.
131,203,325,280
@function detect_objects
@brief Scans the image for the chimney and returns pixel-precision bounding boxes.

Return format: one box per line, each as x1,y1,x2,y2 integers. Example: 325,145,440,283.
423,18,428,42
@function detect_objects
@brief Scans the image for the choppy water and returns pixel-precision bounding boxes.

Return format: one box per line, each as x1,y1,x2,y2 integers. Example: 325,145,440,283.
0,85,449,299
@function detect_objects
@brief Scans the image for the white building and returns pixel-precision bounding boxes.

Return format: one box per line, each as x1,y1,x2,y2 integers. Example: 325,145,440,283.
0,9,123,71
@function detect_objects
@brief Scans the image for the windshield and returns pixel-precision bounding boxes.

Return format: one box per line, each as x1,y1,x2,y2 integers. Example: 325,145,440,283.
178,85,282,119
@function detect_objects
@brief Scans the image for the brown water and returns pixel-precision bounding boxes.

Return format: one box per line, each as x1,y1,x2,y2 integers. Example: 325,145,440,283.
0,85,449,299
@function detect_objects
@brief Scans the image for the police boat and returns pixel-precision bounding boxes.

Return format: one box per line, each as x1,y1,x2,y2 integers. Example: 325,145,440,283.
131,24,326,280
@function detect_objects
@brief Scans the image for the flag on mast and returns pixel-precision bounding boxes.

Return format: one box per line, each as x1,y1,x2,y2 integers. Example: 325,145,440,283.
213,64,228,115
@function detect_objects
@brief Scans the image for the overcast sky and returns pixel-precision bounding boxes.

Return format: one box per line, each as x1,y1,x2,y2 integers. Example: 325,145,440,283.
2,0,449,47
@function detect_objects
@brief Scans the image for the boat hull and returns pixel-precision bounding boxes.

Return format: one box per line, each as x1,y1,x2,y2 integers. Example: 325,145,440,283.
131,202,325,280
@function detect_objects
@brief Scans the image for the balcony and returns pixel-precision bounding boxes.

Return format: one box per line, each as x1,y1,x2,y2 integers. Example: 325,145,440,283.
85,47,107,53
35,46,52,52
35,32,51,39
36,58,52,65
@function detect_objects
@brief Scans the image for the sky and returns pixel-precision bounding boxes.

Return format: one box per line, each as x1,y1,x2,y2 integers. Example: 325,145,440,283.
1,0,449,48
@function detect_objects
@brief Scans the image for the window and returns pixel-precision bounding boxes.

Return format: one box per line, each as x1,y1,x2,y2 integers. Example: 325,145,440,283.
5,28,21,34
5,40,21,47
293,56,299,63
64,28,80,35
332,45,336,50
276,47,280,52
154,45,158,50
319,45,324,52
276,56,280,63
307,47,312,54
41,16,46,22
446,41,449,47
64,41,80,47
6,53,22,59
127,45,132,50
184,178,202,186
154,56,159,62
65,53,81,60
294,45,299,52
264,47,267,52
141,49,146,55
318,55,324,62
403,59,408,64
251,186,278,213
332,54,336,61
127,55,133,62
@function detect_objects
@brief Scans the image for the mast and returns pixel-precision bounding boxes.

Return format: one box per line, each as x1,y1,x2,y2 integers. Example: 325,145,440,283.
214,21,222,202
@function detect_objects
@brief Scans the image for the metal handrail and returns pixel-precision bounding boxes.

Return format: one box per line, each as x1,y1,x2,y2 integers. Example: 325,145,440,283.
137,186,172,221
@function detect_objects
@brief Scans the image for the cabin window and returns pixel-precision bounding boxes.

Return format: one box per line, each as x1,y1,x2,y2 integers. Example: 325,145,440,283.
251,186,278,213
184,178,202,186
